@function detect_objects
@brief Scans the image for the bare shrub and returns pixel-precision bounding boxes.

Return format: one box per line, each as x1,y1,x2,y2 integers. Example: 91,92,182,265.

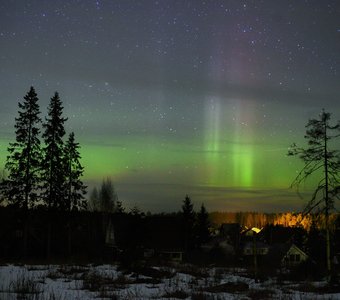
46,269,62,280
9,273,42,297
135,266,175,279
44,291,69,300
205,281,249,293
97,287,119,299
191,292,215,300
248,288,276,300
162,289,189,299
111,273,133,289
82,270,113,291
177,264,209,278
58,265,88,276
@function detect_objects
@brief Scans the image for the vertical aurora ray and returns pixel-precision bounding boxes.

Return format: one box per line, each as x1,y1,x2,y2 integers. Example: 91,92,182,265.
232,142,253,187
203,96,258,188
204,30,260,189
204,96,223,186
231,99,255,187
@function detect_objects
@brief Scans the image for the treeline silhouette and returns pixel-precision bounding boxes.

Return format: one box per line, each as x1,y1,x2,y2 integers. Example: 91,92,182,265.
0,195,209,262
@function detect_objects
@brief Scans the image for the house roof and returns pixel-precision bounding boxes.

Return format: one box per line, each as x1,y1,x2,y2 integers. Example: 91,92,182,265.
241,227,263,236
284,244,308,259
266,243,308,265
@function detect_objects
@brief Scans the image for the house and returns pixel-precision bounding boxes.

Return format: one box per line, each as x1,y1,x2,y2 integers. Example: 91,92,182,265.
242,241,269,256
281,244,309,267
240,227,267,256
241,227,263,237
159,250,184,262
266,243,308,268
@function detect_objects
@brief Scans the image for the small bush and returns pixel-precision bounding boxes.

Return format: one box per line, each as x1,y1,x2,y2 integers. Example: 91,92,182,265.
44,291,68,300
58,265,88,276
82,270,113,291
248,288,276,299
162,289,189,299
10,273,41,295
295,282,340,294
98,287,119,299
26,266,49,271
133,277,162,284
191,292,215,300
46,269,62,280
177,264,209,278
112,274,133,288
135,266,175,279
281,259,325,282
294,281,317,293
205,281,249,293
213,268,225,283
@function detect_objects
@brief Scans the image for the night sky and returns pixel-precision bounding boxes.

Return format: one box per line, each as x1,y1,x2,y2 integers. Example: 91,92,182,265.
1,1,339,212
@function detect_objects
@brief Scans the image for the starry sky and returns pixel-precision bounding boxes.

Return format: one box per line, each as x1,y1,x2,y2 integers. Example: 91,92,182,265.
0,1,339,213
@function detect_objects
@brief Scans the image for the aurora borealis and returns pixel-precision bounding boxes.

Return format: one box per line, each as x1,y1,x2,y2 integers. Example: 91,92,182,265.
0,1,339,212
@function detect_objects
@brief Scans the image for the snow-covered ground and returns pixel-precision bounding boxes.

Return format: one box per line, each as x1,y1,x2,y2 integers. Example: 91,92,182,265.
0,263,339,299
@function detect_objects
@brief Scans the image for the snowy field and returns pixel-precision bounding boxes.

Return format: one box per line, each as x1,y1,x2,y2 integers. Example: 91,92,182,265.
0,263,339,299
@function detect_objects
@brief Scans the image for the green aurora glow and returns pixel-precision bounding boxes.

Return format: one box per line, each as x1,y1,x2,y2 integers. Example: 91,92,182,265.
1,1,339,212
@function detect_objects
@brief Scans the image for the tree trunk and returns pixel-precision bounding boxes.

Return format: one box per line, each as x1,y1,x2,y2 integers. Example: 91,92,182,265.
68,212,72,257
23,212,28,258
253,233,258,281
47,217,51,260
324,120,331,280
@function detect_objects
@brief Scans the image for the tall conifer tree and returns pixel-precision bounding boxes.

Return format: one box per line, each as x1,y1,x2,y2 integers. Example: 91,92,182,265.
288,110,340,279
195,203,210,246
182,195,195,252
99,177,117,213
41,92,67,210
88,187,99,211
64,132,87,210
2,87,41,209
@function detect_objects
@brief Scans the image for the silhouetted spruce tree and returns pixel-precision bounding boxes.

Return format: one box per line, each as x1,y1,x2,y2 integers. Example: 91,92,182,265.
1,87,41,209
64,132,87,211
41,92,68,210
195,203,210,247
129,205,144,216
288,109,340,279
182,194,194,219
64,132,86,255
0,169,6,206
115,199,125,213
95,178,118,251
99,177,117,213
182,194,195,252
88,187,99,211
